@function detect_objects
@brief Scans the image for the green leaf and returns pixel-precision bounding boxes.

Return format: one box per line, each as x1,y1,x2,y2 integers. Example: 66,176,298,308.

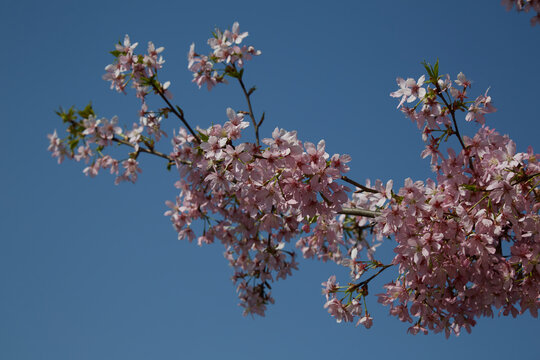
68,138,79,151
227,69,240,78
77,102,95,119
109,50,122,57
197,131,209,142
139,76,152,87
422,60,433,78
422,59,440,82
56,106,76,123
461,184,478,191
393,194,404,204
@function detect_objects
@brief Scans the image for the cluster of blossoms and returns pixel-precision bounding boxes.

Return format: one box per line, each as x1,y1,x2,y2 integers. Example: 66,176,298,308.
166,111,354,315
188,21,261,90
376,64,539,336
103,34,174,143
103,35,170,123
322,64,539,337
503,0,540,25
48,36,179,185
47,106,143,184
49,21,539,336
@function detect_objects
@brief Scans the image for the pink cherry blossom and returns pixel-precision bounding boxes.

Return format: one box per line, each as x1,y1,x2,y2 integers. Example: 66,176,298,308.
390,75,426,108
47,130,69,164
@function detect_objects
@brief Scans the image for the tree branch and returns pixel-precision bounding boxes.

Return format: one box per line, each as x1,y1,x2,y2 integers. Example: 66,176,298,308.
339,207,381,218
341,176,378,193
237,73,262,146
151,83,201,144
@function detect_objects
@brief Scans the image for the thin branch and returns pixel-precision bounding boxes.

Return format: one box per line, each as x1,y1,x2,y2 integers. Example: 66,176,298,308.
339,207,381,218
151,83,201,144
436,85,466,150
348,263,393,294
111,137,173,162
341,176,378,193
360,264,393,286
237,75,261,146
434,83,475,172
65,115,184,167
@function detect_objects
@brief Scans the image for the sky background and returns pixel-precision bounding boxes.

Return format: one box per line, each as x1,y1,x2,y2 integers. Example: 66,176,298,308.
1,0,539,359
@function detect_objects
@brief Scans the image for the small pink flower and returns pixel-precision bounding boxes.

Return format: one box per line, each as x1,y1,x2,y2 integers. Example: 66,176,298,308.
226,22,249,45
321,275,339,300
455,72,471,88
357,314,373,329
390,75,426,108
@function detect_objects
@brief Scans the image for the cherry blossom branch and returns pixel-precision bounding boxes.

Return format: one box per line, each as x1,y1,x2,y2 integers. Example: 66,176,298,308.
339,207,381,218
236,70,262,146
423,64,476,173
350,263,393,292
340,176,378,193
151,83,201,144
63,114,183,168
49,24,540,336
434,82,468,152
111,137,173,162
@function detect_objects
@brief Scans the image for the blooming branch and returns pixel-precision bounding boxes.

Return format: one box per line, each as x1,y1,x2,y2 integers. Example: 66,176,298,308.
48,22,539,337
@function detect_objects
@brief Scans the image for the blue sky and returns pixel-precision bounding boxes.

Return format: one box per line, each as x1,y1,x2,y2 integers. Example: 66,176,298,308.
1,0,539,359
